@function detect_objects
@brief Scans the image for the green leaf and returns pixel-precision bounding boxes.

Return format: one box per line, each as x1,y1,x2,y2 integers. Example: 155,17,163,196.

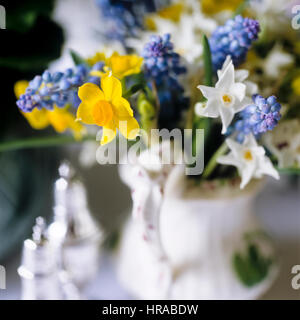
202,35,213,87
70,50,87,66
6,0,55,33
233,243,273,287
0,134,95,153
123,83,144,99
232,0,249,18
189,35,214,175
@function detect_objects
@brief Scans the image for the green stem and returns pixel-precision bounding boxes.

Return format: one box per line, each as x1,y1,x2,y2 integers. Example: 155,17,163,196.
276,166,300,175
202,141,228,179
0,134,95,152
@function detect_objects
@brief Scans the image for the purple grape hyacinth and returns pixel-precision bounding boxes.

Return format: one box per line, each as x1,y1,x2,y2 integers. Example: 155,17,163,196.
142,33,186,89
209,15,260,71
234,94,282,143
16,64,102,113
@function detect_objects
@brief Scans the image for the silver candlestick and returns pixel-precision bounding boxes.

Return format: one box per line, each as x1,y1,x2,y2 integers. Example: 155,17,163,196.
48,161,103,288
18,217,80,300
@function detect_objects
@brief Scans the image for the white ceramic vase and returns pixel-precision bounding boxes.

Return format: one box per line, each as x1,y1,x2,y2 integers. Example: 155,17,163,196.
117,165,278,300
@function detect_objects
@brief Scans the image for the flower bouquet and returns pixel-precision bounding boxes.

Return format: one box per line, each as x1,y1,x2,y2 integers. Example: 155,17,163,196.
6,0,300,299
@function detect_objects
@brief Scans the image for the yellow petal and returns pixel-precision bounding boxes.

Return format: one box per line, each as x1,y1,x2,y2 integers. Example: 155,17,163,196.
201,0,242,14
292,77,300,96
78,83,104,103
89,70,104,78
158,3,183,22
101,120,117,145
47,109,70,133
118,117,140,140
101,73,122,101
86,52,107,66
14,80,29,98
69,121,85,140
109,54,143,78
92,100,113,126
47,107,85,139
112,97,133,119
77,102,96,124
22,109,49,130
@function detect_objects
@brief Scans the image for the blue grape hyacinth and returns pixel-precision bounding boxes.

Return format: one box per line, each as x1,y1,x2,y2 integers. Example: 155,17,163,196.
210,15,260,71
142,34,186,90
234,94,282,143
16,64,101,113
95,0,170,43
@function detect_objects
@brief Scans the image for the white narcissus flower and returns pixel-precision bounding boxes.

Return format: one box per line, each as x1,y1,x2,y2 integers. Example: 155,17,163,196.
262,44,294,79
263,119,300,168
196,59,250,134
249,0,295,36
217,134,279,189
128,6,217,65
217,56,258,96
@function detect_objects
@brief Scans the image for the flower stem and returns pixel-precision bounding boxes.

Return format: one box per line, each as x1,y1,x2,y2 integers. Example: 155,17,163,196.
202,141,228,179
151,80,160,113
0,134,95,152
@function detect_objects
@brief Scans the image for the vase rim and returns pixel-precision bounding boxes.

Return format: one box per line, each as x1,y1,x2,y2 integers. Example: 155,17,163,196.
165,167,266,201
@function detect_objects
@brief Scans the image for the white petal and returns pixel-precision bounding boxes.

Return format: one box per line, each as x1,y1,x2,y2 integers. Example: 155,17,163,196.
195,100,220,118
206,99,221,117
235,69,249,82
194,102,206,116
219,107,234,134
216,61,234,91
240,162,256,189
230,82,246,102
217,55,232,78
197,85,218,100
226,138,243,158
217,153,242,168
233,96,252,113
256,157,280,180
244,133,258,148
244,80,258,96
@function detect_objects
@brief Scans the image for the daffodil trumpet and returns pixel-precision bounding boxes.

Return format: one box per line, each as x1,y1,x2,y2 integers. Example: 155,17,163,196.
76,73,140,145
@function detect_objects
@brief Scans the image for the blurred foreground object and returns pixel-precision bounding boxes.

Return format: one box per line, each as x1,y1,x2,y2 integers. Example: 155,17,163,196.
118,146,278,299
48,161,103,288
18,217,80,300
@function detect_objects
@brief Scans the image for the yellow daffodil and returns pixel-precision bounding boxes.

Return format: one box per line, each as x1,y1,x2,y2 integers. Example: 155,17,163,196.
292,76,300,96
201,0,243,15
145,3,184,31
14,81,84,139
87,52,107,66
157,3,183,22
76,73,140,145
107,52,143,79
88,52,143,80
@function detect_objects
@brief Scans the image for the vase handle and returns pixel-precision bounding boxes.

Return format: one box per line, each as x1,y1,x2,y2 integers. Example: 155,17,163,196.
119,144,182,298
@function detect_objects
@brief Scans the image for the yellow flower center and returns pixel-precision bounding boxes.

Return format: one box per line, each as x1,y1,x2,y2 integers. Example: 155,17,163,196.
92,100,113,126
222,94,233,106
243,150,253,161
